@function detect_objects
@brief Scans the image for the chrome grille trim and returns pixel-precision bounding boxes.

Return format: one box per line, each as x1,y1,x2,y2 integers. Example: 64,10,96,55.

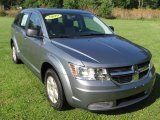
109,61,150,84
138,66,149,72
110,70,134,76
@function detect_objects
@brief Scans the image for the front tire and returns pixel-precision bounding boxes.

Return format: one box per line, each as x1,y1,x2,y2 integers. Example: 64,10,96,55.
12,44,21,64
44,69,67,110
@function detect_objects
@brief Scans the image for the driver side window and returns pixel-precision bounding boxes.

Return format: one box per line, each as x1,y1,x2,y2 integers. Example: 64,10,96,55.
27,13,42,36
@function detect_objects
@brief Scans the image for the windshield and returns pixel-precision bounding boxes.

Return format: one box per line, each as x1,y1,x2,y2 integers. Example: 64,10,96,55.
43,13,113,38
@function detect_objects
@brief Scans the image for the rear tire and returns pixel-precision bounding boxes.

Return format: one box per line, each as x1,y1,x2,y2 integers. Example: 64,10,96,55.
12,43,21,64
44,69,67,110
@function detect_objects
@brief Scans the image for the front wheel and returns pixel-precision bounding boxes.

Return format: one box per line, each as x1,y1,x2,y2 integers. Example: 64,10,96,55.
12,44,21,64
44,69,67,110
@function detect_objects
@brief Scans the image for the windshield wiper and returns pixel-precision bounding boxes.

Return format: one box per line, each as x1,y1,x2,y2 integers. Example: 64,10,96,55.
49,34,112,38
78,33,111,36
49,35,73,38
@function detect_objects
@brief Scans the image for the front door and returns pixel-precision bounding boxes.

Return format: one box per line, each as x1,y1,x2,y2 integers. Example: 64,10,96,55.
24,12,44,73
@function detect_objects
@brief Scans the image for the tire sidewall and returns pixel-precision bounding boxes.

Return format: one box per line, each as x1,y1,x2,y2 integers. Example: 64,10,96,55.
12,44,19,64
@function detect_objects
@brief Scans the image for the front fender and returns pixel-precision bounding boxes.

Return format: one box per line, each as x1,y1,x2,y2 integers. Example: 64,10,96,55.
41,53,74,105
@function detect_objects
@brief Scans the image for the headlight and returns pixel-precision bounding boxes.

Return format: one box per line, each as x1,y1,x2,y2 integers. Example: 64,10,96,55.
69,63,111,80
149,59,153,69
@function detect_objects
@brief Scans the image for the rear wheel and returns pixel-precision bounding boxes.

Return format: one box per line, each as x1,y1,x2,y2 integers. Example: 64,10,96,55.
12,44,21,64
44,69,67,110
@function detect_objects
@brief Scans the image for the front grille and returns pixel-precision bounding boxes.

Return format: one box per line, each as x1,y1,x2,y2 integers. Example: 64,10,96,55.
139,70,149,79
111,74,132,84
108,66,131,73
108,61,150,84
138,61,150,69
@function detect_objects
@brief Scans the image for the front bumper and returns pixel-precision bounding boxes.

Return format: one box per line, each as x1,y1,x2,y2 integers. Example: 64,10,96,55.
70,67,156,111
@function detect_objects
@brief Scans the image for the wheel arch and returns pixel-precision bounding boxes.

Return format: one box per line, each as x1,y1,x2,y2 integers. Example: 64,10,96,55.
41,62,56,83
11,39,13,48
40,58,73,106
10,36,20,54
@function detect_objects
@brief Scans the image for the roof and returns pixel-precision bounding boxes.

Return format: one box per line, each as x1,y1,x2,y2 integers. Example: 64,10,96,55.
23,8,91,14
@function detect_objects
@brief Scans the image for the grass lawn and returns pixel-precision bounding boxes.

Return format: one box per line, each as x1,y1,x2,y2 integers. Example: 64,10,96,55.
0,17,160,120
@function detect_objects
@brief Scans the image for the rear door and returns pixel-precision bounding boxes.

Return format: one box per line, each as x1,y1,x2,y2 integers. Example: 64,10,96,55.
13,12,30,59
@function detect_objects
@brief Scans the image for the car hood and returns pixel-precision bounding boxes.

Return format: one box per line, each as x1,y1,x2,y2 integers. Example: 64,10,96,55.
51,35,151,67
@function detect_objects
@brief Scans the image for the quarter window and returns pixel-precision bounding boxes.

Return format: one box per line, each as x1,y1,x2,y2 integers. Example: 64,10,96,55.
16,13,30,29
20,14,29,27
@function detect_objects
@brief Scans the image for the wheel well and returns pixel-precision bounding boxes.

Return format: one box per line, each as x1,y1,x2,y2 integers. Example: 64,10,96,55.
41,62,69,106
41,62,56,83
11,39,13,48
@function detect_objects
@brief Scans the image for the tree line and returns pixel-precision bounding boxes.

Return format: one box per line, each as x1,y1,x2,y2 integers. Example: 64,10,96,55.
0,0,160,9
0,0,160,18
113,0,160,9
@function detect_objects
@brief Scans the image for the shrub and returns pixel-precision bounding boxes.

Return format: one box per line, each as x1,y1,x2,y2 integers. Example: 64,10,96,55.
98,0,113,18
0,10,7,16
6,9,20,17
112,8,160,19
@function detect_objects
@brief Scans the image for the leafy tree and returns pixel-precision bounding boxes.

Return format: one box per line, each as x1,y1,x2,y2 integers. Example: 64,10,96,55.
23,0,63,8
146,0,159,8
63,0,113,17
0,0,24,9
113,0,130,8
98,0,113,18
23,0,38,8
113,0,159,9
158,0,160,8
63,0,78,9
0,0,5,5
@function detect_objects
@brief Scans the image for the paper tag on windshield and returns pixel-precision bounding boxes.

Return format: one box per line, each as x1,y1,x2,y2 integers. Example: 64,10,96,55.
45,14,62,20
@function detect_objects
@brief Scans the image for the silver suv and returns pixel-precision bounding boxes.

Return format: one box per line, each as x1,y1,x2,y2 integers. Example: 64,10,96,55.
11,8,156,111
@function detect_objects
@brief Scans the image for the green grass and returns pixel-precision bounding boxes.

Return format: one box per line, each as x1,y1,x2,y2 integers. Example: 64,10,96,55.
0,17,160,120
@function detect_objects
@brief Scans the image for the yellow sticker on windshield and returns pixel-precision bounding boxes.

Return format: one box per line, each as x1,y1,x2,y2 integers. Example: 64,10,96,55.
45,14,62,19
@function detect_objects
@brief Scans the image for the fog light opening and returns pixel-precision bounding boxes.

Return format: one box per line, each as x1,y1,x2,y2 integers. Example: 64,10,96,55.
88,101,115,110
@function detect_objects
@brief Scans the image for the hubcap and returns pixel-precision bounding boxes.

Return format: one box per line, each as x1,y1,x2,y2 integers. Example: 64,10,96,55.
47,76,59,104
12,46,17,61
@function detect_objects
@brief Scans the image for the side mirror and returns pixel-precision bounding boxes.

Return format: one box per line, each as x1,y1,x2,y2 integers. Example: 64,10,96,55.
109,26,114,31
26,29,38,37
